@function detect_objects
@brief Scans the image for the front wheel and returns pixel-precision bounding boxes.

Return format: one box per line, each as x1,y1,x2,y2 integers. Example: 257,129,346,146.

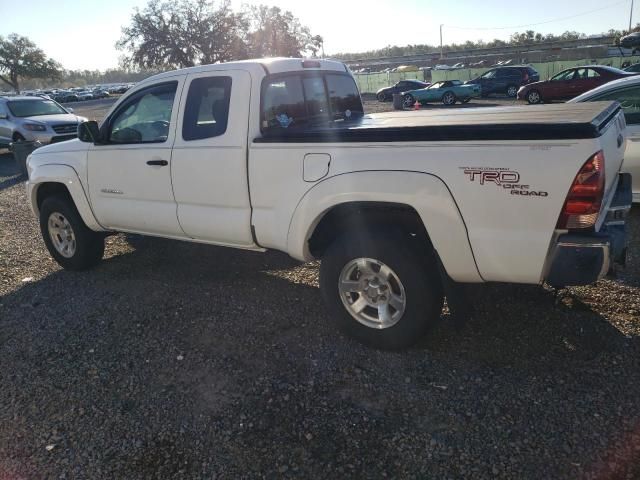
320,232,444,349
402,94,415,108
526,89,542,104
376,92,386,102
442,91,457,105
39,195,105,271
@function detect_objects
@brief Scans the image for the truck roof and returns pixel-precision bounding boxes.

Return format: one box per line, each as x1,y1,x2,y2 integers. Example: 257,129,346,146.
256,101,622,143
144,58,349,84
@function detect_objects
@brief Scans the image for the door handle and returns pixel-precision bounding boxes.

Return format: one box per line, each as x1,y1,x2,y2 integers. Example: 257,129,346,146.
147,159,168,166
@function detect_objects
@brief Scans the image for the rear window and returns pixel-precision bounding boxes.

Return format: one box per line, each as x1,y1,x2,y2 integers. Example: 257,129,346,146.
326,74,364,120
261,73,363,131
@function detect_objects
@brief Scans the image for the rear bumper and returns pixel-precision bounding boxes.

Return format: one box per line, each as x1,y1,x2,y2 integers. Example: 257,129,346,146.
545,173,632,287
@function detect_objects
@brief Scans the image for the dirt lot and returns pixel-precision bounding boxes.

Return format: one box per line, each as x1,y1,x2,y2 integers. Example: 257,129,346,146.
0,98,639,479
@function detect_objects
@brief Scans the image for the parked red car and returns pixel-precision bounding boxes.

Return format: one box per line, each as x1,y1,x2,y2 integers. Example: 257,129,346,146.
517,66,636,104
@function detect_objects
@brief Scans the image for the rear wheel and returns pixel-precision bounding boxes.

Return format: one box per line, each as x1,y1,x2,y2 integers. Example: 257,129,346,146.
506,85,518,97
402,94,416,108
320,231,444,350
442,91,457,105
39,195,104,270
526,89,542,104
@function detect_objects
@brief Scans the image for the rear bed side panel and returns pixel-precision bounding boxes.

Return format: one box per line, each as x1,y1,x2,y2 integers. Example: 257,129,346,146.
250,139,601,284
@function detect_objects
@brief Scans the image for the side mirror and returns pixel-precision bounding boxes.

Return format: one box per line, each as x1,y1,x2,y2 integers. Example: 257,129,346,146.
66,107,74,113
78,120,102,143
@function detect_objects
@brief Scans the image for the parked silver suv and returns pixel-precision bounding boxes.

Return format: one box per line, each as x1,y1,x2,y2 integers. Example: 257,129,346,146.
0,96,87,146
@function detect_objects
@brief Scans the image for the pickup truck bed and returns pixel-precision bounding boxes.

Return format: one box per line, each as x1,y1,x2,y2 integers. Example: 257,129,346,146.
255,102,621,142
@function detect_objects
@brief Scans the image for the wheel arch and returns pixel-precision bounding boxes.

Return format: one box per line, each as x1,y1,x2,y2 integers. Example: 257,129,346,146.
287,171,483,283
29,165,104,232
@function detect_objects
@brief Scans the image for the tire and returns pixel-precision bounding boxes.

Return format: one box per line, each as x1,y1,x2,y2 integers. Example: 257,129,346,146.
39,194,104,271
377,92,386,102
402,94,415,108
12,132,25,142
462,98,471,104
526,89,542,104
319,231,444,350
506,85,518,98
442,91,457,105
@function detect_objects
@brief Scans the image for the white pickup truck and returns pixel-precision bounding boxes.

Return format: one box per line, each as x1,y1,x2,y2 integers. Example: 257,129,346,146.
26,58,632,349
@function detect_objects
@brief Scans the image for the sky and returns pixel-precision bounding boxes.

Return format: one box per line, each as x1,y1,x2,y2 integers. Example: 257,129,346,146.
0,0,636,70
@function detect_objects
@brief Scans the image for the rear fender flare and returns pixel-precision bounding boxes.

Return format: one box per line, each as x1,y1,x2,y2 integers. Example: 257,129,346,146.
287,171,483,283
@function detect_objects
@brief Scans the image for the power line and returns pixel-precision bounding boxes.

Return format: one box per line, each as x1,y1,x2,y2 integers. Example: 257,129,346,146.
446,0,630,31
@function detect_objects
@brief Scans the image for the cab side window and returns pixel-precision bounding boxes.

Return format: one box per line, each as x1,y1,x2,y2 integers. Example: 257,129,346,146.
593,86,640,124
109,82,177,144
183,76,232,141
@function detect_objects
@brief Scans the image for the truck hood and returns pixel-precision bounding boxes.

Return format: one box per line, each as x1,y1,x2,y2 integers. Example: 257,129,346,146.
31,138,88,156
21,113,83,125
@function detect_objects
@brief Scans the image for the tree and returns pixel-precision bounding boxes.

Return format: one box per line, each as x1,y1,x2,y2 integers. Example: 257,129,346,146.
117,0,247,69
244,5,322,58
117,0,321,69
0,34,61,93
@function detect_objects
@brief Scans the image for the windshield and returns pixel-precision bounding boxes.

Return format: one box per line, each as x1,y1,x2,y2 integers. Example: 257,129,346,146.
7,99,67,117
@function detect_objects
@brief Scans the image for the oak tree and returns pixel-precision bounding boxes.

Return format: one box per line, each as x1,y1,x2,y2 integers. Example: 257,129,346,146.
0,34,61,93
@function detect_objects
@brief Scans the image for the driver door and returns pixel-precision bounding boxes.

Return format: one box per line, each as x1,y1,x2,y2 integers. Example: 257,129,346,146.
87,76,187,236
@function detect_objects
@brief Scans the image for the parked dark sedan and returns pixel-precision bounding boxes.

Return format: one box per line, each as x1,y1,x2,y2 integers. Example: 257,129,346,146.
517,65,636,104
376,79,430,101
465,66,539,97
620,31,640,49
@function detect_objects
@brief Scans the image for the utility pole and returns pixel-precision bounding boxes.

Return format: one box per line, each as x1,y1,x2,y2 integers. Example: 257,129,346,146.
630,0,635,32
440,24,444,59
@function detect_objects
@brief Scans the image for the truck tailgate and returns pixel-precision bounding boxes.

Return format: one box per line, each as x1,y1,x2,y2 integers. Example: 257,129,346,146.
595,107,627,213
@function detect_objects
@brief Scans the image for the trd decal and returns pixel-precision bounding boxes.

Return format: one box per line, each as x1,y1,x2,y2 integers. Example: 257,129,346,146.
461,167,548,197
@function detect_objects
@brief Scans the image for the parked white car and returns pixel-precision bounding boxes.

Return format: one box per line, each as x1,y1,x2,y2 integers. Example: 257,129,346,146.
571,75,640,202
24,58,632,349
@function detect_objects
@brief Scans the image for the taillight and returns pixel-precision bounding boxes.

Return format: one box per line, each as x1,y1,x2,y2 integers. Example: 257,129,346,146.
556,151,605,230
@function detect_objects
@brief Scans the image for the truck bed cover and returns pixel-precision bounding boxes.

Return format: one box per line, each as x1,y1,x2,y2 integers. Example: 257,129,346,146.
255,101,621,143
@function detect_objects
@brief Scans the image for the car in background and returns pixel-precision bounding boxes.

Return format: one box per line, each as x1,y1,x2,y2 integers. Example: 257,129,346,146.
620,31,640,49
466,66,539,98
76,90,94,101
91,88,110,99
624,63,640,73
376,79,430,101
52,91,79,103
517,65,636,104
0,96,87,145
402,80,481,107
569,74,640,202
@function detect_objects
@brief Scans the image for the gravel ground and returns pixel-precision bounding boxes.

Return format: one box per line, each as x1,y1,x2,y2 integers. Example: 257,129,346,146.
0,99,639,479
